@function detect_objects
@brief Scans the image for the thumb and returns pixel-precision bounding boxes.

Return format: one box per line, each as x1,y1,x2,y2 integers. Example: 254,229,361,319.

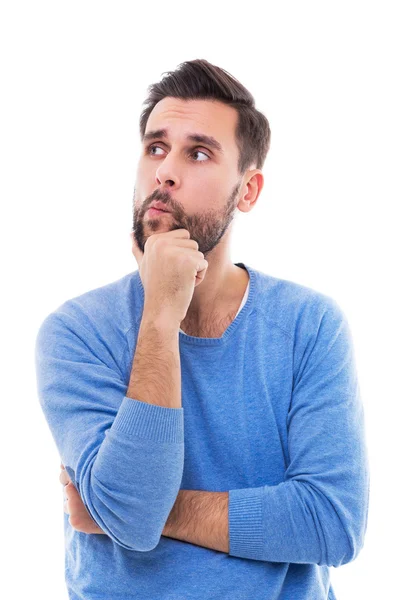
130,232,144,268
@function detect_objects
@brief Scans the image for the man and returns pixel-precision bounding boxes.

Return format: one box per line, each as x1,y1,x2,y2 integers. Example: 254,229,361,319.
35,58,369,600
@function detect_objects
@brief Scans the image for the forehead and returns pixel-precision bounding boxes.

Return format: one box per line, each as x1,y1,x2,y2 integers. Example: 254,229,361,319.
145,97,238,155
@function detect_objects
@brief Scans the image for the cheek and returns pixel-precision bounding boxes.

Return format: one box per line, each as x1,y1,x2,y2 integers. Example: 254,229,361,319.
193,177,224,208
135,160,152,189
192,170,220,193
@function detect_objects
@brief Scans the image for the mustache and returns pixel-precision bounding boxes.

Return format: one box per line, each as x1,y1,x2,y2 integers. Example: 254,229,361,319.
145,190,173,212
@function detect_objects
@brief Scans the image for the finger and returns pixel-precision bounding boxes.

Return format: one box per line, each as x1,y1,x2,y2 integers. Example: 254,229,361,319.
64,482,81,518
59,468,71,485
63,485,70,514
168,239,201,251
63,483,105,534
65,482,81,510
195,258,209,286
65,482,95,527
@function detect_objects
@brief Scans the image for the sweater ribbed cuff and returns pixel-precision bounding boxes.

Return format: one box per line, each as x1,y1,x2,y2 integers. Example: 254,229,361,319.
228,486,265,560
110,396,184,443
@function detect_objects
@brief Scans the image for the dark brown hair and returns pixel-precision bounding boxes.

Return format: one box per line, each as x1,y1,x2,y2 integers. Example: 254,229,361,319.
139,59,271,176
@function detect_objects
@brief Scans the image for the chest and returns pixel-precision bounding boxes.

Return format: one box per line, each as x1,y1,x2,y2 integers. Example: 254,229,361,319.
180,309,238,339
178,328,294,492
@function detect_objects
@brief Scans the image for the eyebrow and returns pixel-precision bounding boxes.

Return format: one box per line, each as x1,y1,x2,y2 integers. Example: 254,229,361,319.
143,128,224,154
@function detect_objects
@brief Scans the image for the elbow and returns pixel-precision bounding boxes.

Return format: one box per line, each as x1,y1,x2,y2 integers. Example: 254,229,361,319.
102,524,162,553
102,507,168,552
74,494,164,552
79,470,176,553
77,456,184,552
323,519,367,567
320,480,370,567
122,537,161,553
112,507,171,552
128,526,163,553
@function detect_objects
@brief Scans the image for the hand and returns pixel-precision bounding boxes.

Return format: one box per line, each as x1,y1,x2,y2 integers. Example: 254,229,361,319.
59,463,105,534
130,229,208,325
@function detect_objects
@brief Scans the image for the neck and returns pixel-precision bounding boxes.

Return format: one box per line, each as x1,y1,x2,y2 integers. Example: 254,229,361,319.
183,241,247,326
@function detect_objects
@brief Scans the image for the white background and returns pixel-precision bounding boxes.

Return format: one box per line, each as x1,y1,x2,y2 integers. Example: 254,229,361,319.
1,1,398,598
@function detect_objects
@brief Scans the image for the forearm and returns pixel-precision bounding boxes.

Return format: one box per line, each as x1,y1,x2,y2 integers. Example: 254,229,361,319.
88,310,183,548
127,310,181,408
163,490,229,554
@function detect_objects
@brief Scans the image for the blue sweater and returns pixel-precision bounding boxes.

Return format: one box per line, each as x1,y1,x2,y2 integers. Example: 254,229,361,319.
34,262,369,600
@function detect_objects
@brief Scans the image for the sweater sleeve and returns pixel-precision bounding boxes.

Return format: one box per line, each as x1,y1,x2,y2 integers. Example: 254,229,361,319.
34,306,184,552
228,297,370,566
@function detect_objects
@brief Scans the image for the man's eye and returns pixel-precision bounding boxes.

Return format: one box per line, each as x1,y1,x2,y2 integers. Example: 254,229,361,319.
190,150,210,162
146,145,210,162
147,145,163,156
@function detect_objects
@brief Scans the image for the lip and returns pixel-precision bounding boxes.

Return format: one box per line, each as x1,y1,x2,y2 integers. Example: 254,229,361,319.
148,201,171,213
147,207,171,217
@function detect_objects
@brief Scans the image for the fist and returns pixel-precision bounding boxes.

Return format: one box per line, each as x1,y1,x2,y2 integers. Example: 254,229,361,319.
130,229,208,325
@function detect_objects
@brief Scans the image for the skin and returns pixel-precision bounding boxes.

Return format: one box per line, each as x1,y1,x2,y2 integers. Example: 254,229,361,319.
132,96,264,325
60,96,265,533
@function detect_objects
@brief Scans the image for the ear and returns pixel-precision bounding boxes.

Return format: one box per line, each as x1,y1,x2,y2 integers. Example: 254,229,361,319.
130,232,144,268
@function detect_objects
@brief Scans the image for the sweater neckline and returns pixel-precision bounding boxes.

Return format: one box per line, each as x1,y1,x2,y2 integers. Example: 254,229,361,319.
135,262,255,347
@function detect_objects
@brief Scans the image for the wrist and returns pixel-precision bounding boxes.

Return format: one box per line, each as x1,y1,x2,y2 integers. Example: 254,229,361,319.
141,307,181,333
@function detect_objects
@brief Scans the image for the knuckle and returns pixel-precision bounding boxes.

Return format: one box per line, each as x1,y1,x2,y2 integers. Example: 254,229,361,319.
180,253,193,266
188,239,198,251
143,236,153,250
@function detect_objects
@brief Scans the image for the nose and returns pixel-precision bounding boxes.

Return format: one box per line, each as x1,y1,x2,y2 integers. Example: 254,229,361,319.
155,155,181,189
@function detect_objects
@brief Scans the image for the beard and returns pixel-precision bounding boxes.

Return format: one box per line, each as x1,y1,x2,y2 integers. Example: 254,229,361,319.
131,180,241,259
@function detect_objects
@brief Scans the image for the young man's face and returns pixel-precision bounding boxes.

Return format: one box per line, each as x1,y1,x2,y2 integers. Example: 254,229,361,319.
132,97,248,256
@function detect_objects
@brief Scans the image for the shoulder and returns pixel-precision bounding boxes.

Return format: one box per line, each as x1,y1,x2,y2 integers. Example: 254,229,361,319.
34,270,142,368
250,266,346,341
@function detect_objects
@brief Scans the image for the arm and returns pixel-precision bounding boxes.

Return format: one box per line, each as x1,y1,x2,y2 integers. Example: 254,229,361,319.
163,489,229,553
36,304,184,552
127,312,181,409
62,475,230,554
226,299,370,566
